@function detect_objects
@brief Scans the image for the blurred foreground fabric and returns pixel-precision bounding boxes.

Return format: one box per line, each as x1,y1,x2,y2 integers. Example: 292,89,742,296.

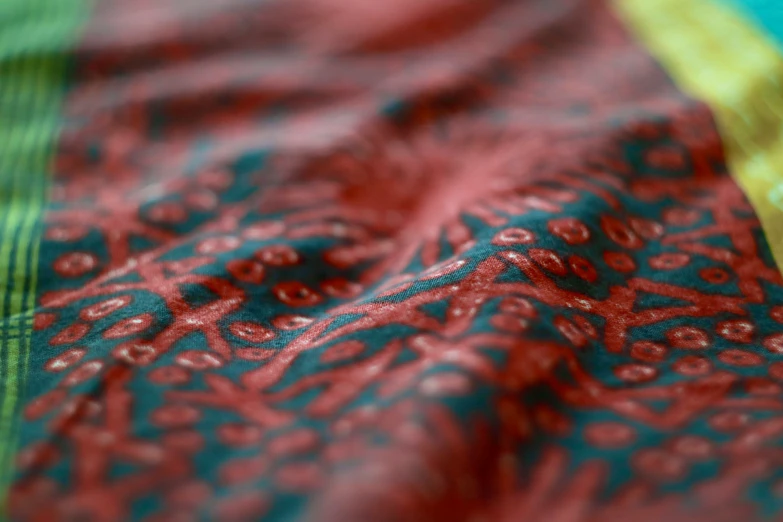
2,0,783,520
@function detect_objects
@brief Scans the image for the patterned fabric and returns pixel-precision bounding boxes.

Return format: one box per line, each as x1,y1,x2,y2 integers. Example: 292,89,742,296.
617,0,783,276
3,0,783,520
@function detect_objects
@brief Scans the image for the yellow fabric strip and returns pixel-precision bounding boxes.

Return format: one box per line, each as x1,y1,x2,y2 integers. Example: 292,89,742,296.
614,0,783,270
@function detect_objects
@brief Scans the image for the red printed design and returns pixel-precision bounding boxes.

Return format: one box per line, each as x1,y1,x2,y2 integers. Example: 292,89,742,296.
9,0,783,521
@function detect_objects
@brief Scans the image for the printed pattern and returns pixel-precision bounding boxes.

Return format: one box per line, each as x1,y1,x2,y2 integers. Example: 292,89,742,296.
8,0,783,520
616,0,783,275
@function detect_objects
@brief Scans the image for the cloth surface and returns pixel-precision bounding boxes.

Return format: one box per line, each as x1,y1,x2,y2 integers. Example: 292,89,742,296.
2,0,783,520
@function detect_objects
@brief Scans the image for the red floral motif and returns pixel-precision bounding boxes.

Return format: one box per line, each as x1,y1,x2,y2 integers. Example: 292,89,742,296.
166,481,213,508
229,321,276,343
548,218,591,244
529,249,567,276
226,260,265,283
273,282,322,307
629,218,664,240
53,252,97,277
24,389,67,421
217,423,264,446
256,245,300,266
44,348,86,373
630,341,668,362
554,316,588,348
321,278,363,299
491,228,536,246
33,312,57,330
151,405,202,427
633,448,687,481
113,342,158,366
62,360,104,386
80,296,133,321
569,255,598,282
175,350,224,370
584,422,636,448
718,349,764,367
147,202,188,224
614,363,658,383
709,411,750,431
103,314,154,339
148,366,191,385
764,333,783,354
649,252,690,270
700,267,731,284
663,207,701,227
673,355,712,376
601,215,644,249
49,323,90,346
769,362,783,380
666,326,710,350
46,223,89,242
717,319,755,343
273,315,314,330
196,236,241,254
604,251,636,272
669,435,713,460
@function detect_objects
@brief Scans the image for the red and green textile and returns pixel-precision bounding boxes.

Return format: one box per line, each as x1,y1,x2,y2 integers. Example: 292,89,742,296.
3,0,783,520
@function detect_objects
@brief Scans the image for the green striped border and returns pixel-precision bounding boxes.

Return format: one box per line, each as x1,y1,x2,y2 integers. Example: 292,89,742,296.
0,0,90,516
